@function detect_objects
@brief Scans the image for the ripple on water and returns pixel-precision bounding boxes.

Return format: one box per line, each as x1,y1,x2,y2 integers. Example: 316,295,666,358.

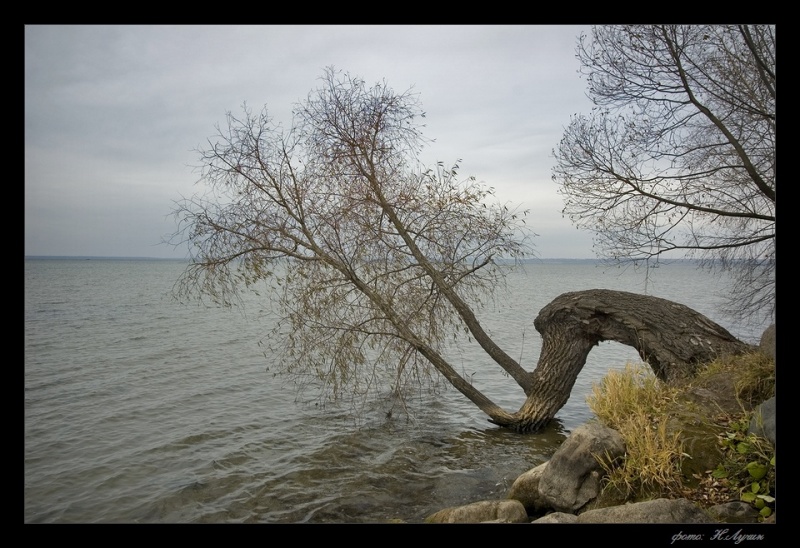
25,259,770,523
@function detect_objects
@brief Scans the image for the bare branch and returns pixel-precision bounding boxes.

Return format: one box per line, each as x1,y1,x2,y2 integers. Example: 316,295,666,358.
553,25,775,322
170,67,531,422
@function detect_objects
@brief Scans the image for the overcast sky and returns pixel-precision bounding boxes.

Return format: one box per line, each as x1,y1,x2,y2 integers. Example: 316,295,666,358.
25,25,599,259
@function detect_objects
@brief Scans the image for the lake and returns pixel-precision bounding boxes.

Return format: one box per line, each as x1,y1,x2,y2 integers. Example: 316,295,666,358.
24,257,770,523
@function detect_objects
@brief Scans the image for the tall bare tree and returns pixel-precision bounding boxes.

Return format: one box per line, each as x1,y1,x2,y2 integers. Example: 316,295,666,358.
172,67,751,432
173,68,534,426
552,25,775,324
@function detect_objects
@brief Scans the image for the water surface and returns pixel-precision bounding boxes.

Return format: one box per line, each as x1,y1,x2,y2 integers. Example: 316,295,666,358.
24,258,768,523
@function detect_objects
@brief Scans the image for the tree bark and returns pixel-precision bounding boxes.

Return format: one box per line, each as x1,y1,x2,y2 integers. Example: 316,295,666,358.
490,289,754,432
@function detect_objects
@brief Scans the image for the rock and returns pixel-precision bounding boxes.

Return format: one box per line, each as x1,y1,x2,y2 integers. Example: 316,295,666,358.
531,512,578,523
538,421,625,513
679,373,747,415
506,462,549,514
424,499,529,523
706,501,761,524
575,498,714,523
748,396,776,448
666,415,726,482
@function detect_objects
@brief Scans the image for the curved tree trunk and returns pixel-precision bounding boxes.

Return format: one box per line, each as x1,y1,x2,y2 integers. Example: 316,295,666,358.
489,289,754,432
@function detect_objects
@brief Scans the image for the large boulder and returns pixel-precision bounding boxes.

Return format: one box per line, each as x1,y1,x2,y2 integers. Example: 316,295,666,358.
538,421,625,513
706,501,761,524
424,500,529,523
575,498,713,523
506,462,549,514
749,396,776,448
531,512,578,523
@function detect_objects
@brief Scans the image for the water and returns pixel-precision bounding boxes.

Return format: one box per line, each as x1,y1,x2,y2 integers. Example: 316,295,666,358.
24,257,769,523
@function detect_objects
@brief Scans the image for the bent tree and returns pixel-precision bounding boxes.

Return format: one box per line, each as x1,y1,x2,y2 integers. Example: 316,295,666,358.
172,68,750,432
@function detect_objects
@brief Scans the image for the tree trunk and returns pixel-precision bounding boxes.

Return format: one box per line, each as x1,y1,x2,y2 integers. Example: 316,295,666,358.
489,289,754,432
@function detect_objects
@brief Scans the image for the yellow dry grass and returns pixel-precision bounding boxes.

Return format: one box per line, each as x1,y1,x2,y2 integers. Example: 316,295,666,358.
587,362,685,499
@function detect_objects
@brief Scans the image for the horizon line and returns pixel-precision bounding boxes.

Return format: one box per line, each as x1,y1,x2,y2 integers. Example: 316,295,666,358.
25,255,706,263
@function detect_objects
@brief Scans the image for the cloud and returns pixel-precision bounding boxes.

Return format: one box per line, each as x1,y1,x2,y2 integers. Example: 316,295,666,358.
25,25,597,259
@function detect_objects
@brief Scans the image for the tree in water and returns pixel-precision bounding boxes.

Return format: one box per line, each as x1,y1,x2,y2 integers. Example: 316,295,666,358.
172,67,750,432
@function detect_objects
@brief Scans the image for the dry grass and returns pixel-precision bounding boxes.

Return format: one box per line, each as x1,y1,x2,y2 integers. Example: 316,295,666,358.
587,362,674,430
699,351,775,407
588,351,776,516
588,362,686,499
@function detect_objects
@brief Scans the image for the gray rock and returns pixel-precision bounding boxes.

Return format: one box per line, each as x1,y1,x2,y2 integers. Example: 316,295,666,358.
706,501,761,524
575,498,713,523
506,462,549,514
749,396,776,448
424,499,529,524
538,421,625,513
531,512,578,523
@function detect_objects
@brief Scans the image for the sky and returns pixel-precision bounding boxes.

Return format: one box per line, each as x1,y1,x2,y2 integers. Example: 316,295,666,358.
24,25,599,259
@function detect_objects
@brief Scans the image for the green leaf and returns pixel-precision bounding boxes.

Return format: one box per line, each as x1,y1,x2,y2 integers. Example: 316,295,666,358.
741,492,756,503
759,506,772,518
757,494,775,503
746,461,768,480
736,442,751,454
751,482,761,493
711,466,728,479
